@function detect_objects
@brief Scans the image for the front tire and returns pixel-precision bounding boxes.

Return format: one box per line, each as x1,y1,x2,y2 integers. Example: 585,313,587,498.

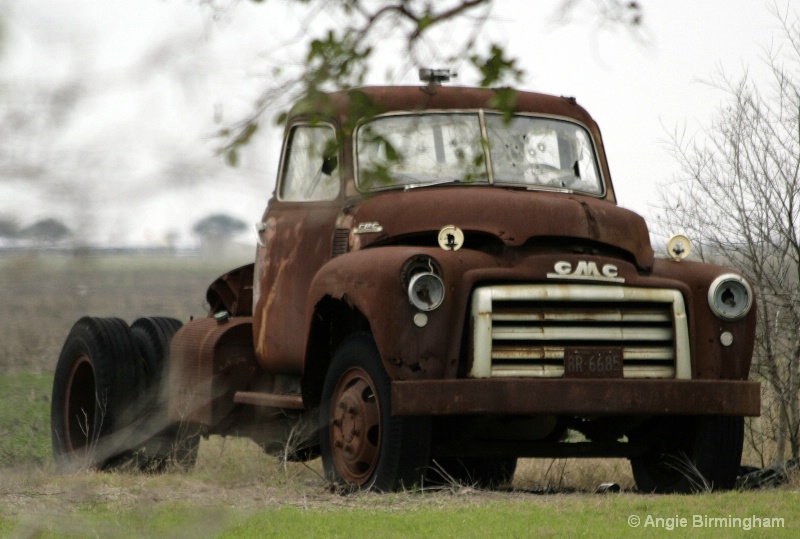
630,415,744,493
319,333,430,491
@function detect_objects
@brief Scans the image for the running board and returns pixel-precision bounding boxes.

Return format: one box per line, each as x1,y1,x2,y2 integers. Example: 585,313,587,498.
233,391,304,409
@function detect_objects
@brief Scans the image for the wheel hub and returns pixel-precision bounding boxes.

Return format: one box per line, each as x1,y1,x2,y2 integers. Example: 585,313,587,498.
63,353,96,454
329,367,381,485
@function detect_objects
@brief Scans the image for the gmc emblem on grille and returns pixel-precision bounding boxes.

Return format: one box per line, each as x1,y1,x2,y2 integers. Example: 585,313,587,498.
547,261,625,283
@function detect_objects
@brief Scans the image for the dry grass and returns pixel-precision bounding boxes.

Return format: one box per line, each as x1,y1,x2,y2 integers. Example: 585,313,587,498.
0,252,251,374
513,459,635,492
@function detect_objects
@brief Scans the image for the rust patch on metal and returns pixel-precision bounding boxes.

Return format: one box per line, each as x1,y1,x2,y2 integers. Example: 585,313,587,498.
168,317,258,427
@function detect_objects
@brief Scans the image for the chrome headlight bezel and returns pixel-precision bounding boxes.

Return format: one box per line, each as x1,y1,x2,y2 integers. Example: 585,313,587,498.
407,272,445,312
707,274,753,321
402,255,445,312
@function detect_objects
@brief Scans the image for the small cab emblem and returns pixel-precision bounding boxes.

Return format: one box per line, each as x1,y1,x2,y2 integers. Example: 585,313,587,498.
438,225,464,251
354,222,383,234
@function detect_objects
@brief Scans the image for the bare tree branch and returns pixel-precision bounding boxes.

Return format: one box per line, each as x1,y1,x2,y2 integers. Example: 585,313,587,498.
655,6,800,463
217,0,647,163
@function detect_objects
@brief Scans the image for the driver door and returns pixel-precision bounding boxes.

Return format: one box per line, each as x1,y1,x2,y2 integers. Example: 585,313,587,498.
253,122,342,374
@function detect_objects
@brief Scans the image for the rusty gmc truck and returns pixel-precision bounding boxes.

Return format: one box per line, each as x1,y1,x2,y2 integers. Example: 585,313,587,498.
51,72,760,493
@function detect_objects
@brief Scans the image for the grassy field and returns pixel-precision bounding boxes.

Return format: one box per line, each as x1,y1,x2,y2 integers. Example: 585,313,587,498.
1,459,797,538
1,252,798,537
0,252,247,375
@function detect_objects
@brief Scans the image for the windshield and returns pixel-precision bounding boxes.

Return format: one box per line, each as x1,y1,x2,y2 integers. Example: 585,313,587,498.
356,112,602,195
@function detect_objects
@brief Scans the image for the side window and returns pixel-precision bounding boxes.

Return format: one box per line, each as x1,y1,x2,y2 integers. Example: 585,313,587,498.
280,125,340,201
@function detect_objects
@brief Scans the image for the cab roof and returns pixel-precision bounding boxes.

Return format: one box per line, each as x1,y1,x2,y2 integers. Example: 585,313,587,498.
287,85,599,129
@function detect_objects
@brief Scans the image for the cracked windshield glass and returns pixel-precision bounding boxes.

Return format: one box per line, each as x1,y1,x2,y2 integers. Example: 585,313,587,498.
357,113,602,195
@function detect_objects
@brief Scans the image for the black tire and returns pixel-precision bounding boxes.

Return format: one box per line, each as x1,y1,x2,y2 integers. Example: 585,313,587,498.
429,457,517,489
51,317,141,471
319,333,430,491
131,317,182,395
630,416,744,493
129,317,199,471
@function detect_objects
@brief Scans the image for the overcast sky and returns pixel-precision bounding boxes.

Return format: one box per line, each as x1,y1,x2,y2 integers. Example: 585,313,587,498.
0,0,791,247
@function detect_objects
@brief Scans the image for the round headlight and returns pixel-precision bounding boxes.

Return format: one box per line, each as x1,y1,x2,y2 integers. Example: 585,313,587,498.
708,274,753,321
407,272,445,311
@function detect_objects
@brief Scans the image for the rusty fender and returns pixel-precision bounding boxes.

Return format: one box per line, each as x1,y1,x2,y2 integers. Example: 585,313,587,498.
306,246,479,380
168,316,259,428
650,258,757,380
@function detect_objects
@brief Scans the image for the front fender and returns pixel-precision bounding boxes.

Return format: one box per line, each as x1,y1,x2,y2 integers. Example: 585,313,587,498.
306,247,494,380
649,259,756,380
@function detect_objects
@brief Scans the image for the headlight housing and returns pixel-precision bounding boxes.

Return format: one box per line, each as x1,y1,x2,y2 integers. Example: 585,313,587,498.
403,255,445,312
708,274,753,321
408,272,445,311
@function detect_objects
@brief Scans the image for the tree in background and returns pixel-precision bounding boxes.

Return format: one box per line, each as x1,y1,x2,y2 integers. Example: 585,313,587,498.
655,5,800,466
193,213,247,238
193,213,248,256
0,217,18,239
0,217,72,247
19,218,71,245
218,0,644,165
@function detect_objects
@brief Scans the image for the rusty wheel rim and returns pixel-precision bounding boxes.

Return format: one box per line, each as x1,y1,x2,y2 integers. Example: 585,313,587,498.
329,367,382,486
63,353,96,455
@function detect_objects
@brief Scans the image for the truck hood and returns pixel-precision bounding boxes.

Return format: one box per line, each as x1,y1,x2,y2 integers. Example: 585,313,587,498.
350,187,654,271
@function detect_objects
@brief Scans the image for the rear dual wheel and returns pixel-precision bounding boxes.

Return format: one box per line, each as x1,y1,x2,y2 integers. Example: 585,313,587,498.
51,316,197,471
319,333,430,491
51,317,139,471
129,317,199,470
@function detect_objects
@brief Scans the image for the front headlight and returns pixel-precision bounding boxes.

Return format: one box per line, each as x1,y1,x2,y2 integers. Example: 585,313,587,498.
708,274,753,321
408,272,445,311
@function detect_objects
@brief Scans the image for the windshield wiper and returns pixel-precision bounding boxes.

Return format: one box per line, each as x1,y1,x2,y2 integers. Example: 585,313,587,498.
403,178,464,190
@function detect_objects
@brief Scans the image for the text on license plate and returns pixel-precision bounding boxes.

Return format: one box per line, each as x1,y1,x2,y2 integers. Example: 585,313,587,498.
564,348,623,378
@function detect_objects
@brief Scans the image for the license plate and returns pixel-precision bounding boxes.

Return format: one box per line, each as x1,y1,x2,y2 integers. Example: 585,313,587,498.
564,348,623,378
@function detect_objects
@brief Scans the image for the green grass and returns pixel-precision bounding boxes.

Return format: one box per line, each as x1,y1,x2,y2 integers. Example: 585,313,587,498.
0,372,53,466
222,495,799,538
1,489,797,538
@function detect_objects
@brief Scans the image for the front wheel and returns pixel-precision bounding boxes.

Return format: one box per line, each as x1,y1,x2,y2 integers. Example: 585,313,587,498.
319,333,430,491
630,415,744,493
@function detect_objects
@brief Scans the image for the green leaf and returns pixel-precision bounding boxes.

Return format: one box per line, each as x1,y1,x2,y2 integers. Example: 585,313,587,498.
489,88,518,123
235,122,259,146
470,44,523,88
225,149,239,167
418,13,435,32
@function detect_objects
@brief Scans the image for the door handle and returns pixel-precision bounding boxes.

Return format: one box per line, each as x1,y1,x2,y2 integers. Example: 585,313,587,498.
254,222,267,246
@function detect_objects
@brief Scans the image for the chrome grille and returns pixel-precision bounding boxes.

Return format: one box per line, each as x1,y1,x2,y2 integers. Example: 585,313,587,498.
470,284,690,379
330,228,350,258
